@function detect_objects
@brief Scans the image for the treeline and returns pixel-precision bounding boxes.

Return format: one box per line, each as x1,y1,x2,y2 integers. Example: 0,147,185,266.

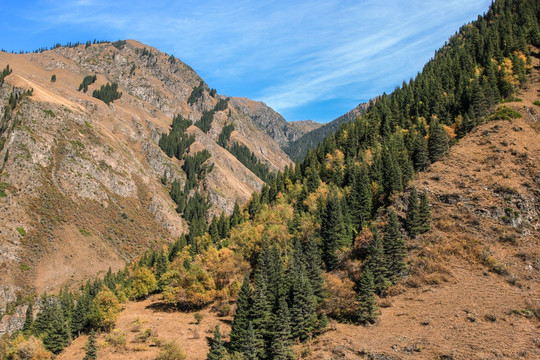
216,123,272,182
78,75,96,92
228,143,271,182
158,114,195,159
0,39,110,54
195,98,229,133
92,82,122,105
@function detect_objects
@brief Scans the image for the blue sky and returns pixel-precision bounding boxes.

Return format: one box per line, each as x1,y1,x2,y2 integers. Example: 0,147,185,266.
1,0,492,123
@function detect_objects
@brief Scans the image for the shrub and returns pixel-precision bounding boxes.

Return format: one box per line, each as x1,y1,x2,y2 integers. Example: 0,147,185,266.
50,74,56,82
155,341,186,360
216,303,231,317
193,312,203,324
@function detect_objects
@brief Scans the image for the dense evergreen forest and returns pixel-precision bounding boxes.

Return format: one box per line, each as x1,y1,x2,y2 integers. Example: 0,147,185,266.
2,0,538,358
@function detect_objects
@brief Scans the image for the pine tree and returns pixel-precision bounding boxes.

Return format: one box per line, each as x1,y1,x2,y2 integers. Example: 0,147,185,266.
357,268,378,324
321,188,347,270
33,295,54,335
243,322,263,360
427,119,448,163
412,132,429,171
229,275,252,353
303,239,324,300
288,261,316,341
270,298,293,360
366,230,391,295
71,292,90,336
250,268,271,348
383,210,407,281
207,325,228,360
418,190,431,233
43,303,70,354
231,200,241,227
155,250,169,282
83,330,97,360
405,187,420,237
22,302,33,333
349,166,372,229
305,166,321,193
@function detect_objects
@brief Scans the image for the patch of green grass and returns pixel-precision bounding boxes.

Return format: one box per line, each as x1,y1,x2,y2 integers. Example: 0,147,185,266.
500,98,523,103
16,227,26,236
490,107,522,121
19,264,30,271
79,228,92,236
85,121,93,128
533,100,540,107
0,182,10,198
43,109,55,117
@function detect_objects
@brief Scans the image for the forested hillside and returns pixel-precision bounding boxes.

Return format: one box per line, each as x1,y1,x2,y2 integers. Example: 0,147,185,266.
2,0,539,359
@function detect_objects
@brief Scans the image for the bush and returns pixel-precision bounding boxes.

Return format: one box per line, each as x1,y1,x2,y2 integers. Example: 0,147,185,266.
50,74,56,82
155,341,187,360
216,303,231,317
193,312,203,324
105,330,127,349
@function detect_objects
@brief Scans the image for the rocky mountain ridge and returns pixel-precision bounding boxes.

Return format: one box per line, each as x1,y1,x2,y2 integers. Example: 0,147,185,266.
0,40,314,327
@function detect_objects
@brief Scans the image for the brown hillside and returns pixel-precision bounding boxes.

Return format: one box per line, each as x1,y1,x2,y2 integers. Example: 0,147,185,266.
0,41,295,330
303,59,540,359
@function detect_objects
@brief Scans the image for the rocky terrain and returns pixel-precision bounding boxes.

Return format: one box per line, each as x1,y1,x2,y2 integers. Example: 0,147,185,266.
0,40,317,331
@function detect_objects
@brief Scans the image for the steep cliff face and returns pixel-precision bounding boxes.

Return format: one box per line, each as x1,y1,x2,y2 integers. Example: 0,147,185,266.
230,97,322,147
0,41,295,323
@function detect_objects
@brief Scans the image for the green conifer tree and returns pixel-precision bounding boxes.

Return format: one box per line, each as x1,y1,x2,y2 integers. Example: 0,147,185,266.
357,268,378,324
321,188,347,270
366,230,391,294
43,303,70,354
427,119,448,163
383,210,407,281
270,298,294,360
22,302,33,333
288,262,317,341
207,325,228,360
418,190,431,233
83,330,97,360
243,322,263,360
229,275,252,353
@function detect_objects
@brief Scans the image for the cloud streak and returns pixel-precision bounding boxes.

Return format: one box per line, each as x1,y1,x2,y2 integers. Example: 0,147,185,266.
2,0,492,121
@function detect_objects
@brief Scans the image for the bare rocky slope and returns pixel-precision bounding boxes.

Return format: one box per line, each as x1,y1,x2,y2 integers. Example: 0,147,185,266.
0,40,299,331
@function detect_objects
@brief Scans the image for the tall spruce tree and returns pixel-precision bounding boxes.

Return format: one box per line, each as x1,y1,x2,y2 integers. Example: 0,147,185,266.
366,230,391,295
243,322,263,360
269,297,293,360
383,210,407,281
427,119,448,163
418,190,431,233
321,188,347,270
357,268,378,324
83,330,97,360
22,302,34,333
43,303,70,354
207,325,228,360
229,275,252,353
288,260,317,341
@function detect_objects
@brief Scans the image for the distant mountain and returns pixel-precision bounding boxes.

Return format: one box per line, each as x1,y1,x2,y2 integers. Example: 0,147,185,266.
284,102,368,161
230,97,322,147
